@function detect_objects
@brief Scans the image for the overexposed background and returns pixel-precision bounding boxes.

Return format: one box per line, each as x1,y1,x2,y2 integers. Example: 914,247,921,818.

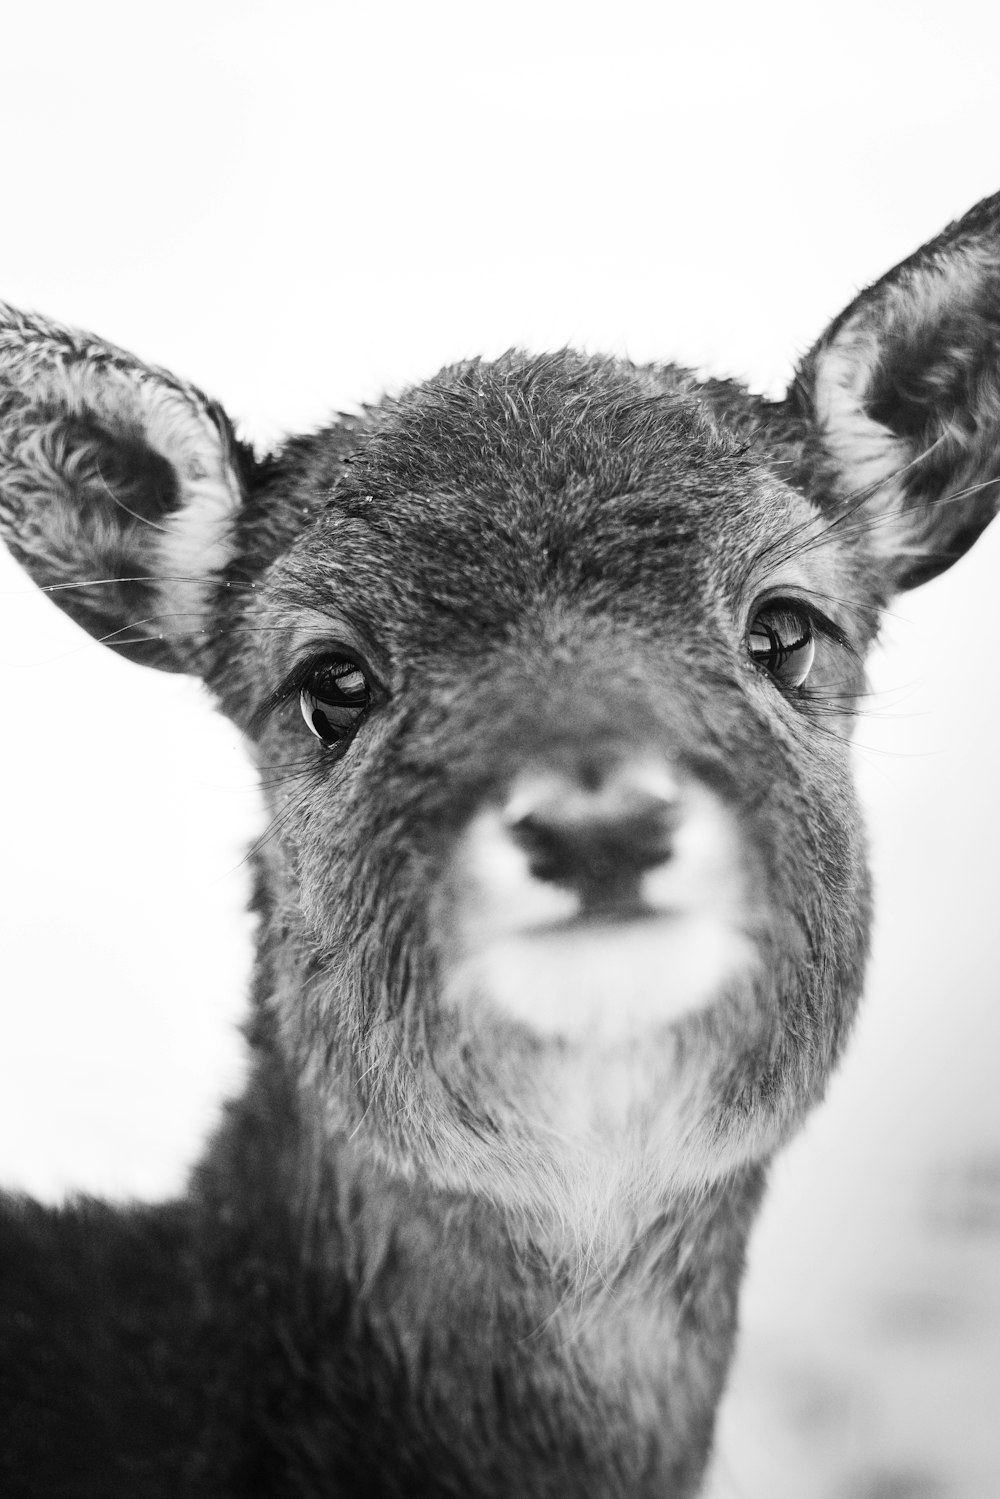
1,4,998,1496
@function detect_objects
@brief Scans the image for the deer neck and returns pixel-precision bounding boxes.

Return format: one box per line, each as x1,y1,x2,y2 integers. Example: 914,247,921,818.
203,916,767,1493
205,1023,764,1496
327,1136,764,1495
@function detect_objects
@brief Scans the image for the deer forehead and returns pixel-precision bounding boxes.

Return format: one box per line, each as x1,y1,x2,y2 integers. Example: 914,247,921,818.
255,459,851,669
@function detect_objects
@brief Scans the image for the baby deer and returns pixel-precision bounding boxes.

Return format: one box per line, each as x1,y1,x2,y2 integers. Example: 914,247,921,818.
2,191,999,1498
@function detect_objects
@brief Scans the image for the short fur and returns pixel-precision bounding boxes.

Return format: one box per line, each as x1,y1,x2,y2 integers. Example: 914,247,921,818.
2,192,1000,1497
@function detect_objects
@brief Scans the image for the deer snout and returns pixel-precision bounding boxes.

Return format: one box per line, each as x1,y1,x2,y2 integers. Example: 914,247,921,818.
503,763,679,912
438,758,756,1040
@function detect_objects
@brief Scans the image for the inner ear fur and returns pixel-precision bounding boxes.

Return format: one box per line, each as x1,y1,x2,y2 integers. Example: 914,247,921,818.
0,303,247,672
796,190,1000,591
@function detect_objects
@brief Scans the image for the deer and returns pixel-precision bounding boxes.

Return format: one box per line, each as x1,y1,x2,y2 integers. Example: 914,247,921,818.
1,189,998,1498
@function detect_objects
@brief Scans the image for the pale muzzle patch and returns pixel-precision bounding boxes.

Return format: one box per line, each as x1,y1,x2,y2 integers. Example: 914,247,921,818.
436,777,758,1043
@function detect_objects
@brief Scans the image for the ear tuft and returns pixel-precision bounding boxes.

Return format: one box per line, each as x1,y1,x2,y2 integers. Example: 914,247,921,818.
0,304,246,672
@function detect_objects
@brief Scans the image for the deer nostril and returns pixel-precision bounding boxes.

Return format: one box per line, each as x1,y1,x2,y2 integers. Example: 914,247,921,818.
503,767,679,894
509,807,675,882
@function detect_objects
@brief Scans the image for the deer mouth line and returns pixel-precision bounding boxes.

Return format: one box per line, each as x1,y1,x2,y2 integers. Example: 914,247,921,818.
512,902,681,937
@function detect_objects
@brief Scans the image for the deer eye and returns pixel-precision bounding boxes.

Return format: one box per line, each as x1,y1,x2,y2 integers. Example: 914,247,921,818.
300,656,373,746
746,601,815,688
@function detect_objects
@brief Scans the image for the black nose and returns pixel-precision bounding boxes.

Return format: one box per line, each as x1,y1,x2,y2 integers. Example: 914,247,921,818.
503,763,678,908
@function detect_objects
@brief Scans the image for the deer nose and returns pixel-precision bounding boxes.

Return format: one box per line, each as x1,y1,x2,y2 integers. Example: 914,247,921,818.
502,762,679,909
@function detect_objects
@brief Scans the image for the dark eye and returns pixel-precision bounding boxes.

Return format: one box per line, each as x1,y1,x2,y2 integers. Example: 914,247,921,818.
746,601,815,688
300,656,373,746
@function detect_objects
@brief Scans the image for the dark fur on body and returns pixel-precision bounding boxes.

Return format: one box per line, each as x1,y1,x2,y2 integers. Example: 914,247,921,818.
1,1002,765,1499
3,194,1000,1496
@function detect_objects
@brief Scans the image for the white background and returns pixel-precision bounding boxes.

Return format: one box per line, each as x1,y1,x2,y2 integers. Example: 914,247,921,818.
1,4,999,1495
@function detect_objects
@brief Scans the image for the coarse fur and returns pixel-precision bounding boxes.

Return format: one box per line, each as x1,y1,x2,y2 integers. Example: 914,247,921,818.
3,192,1000,1497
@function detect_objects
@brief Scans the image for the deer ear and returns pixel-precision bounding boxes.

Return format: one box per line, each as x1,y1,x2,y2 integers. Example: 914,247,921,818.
0,303,247,672
797,192,1000,591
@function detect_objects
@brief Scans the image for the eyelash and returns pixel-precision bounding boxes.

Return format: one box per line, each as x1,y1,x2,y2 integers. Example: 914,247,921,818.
248,650,372,738
746,594,860,701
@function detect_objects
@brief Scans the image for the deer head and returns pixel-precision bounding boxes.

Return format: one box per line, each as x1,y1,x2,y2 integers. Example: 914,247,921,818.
2,195,998,1273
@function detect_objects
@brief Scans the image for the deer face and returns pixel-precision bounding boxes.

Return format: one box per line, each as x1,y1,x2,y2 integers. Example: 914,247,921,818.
231,356,872,1224
6,190,1000,1235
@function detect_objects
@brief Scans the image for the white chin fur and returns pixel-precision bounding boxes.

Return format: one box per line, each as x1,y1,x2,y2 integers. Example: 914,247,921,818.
445,915,755,1040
